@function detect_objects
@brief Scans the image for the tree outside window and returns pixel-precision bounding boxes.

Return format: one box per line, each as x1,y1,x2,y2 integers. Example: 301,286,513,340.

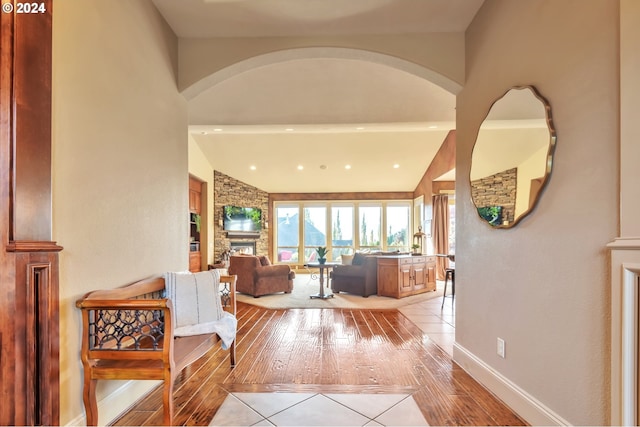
331,205,354,261
359,205,381,250
386,205,410,251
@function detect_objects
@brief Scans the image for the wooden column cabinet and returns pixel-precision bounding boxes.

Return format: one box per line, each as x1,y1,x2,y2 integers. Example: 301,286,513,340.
1,2,62,425
189,177,202,272
189,179,201,215
377,255,436,298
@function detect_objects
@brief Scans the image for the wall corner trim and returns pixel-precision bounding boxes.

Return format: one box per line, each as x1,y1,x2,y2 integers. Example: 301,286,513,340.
64,380,161,426
452,343,571,426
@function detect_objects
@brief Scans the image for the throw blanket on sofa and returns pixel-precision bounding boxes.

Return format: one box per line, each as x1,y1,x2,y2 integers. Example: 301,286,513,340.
164,270,237,350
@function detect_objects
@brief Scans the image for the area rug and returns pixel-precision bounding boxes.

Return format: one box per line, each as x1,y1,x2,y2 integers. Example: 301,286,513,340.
235,273,443,309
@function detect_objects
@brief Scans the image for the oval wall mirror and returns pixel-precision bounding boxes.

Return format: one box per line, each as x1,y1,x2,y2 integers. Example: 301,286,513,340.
470,86,556,228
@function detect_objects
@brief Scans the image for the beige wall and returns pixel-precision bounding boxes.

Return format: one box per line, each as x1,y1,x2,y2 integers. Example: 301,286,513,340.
620,0,640,237
52,1,188,424
455,0,618,425
179,34,465,98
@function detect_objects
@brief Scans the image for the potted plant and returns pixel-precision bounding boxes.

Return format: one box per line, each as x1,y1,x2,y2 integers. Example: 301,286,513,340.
411,243,421,255
315,246,328,264
193,213,201,233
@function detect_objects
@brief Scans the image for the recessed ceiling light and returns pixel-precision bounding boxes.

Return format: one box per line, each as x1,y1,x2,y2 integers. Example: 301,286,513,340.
201,131,208,135
356,127,365,130
345,164,351,170
393,164,400,169
249,165,257,171
285,128,294,132
213,128,223,132
297,165,304,170
428,125,438,129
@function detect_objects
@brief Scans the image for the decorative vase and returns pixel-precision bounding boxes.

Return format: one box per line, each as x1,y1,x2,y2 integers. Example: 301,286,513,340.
319,258,326,264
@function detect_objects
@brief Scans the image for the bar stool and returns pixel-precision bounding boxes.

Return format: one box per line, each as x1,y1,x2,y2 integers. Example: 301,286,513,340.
441,267,455,309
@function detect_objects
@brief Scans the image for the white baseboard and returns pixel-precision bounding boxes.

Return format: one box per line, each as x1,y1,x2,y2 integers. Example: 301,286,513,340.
65,380,161,426
453,343,571,426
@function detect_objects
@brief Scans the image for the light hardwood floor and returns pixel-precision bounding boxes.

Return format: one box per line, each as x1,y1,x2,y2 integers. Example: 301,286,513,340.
113,302,526,426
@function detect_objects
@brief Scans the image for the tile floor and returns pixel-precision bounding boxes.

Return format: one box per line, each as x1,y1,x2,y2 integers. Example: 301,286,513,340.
210,392,429,426
399,281,455,356
210,282,454,426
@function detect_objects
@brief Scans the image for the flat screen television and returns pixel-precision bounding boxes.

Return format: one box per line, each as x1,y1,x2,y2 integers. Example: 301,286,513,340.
477,206,503,227
223,205,262,232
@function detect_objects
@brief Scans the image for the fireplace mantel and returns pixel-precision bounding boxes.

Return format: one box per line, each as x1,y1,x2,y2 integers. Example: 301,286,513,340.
226,231,260,239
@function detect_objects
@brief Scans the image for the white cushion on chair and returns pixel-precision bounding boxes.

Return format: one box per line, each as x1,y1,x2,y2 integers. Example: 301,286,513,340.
165,270,223,327
164,270,237,350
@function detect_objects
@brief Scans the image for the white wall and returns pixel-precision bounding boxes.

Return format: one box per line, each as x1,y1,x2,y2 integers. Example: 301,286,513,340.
52,1,188,424
455,0,618,425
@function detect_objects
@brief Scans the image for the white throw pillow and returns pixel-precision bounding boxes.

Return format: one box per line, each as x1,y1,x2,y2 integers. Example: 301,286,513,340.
341,254,354,265
164,270,223,328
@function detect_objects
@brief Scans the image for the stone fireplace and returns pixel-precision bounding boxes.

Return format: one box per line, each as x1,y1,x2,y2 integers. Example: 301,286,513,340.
213,170,268,262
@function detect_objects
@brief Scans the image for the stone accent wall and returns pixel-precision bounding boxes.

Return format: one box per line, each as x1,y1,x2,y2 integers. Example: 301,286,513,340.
470,167,517,225
214,171,269,261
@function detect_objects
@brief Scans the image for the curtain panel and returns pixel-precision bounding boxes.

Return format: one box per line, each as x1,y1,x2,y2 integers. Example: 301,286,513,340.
432,195,449,280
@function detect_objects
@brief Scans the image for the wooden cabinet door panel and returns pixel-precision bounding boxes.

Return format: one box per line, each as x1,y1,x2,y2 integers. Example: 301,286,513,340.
189,251,201,272
400,263,412,292
190,190,201,214
189,190,197,213
377,260,400,298
412,263,427,290
189,177,202,214
425,256,436,291
411,257,427,291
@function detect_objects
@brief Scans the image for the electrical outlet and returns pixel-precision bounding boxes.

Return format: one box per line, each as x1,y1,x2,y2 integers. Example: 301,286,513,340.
497,338,506,358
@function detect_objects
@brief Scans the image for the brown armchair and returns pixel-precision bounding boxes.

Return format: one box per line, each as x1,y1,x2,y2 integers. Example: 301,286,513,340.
228,255,295,297
331,253,378,297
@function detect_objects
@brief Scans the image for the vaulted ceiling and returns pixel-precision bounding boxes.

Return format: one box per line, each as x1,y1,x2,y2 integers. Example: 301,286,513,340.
152,0,486,193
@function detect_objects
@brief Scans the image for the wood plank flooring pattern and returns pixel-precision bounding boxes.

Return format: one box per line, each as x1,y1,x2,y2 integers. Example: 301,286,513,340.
113,303,527,426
